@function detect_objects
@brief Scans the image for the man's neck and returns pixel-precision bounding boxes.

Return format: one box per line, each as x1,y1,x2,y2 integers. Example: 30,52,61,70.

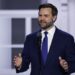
42,25,54,31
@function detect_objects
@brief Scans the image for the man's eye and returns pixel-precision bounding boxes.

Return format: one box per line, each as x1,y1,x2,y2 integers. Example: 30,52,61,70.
44,15,48,17
39,15,42,17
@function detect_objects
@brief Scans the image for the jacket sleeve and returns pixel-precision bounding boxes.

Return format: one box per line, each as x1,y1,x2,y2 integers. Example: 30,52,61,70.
65,36,75,74
16,36,31,73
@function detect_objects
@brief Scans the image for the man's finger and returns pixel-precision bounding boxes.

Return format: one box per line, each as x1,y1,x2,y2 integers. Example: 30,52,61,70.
59,56,62,60
18,53,21,57
63,61,68,65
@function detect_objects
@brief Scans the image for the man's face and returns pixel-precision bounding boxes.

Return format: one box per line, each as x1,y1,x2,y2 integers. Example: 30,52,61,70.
38,8,56,30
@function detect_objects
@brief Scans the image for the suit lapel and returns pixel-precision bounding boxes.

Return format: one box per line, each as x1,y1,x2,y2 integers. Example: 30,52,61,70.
45,28,60,65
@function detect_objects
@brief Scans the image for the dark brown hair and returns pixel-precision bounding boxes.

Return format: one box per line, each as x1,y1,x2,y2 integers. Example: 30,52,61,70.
39,3,58,16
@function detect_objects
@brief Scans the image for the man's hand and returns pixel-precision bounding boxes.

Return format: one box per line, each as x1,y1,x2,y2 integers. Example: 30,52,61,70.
13,53,22,68
59,56,68,72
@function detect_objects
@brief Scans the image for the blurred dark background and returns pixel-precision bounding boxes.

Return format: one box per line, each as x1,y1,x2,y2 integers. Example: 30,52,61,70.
0,0,41,9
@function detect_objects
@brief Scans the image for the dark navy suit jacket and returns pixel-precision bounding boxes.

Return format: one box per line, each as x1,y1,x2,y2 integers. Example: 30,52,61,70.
16,28,75,75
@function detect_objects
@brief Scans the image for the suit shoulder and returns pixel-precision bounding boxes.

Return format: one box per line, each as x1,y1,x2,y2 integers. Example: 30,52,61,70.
26,31,39,39
57,28,74,40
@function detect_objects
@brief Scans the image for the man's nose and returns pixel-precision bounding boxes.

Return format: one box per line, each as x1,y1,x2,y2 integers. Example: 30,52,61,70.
40,16,45,21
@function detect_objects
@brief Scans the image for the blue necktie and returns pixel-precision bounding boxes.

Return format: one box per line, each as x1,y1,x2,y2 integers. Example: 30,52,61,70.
42,32,48,64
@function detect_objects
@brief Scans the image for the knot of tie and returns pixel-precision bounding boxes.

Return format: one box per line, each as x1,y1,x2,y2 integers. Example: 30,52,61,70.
44,31,48,36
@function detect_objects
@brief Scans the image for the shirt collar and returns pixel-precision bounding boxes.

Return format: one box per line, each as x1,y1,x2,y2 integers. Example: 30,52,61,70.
41,25,56,36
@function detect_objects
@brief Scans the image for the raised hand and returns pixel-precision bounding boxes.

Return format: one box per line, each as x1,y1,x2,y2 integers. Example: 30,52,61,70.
13,53,22,68
59,56,68,72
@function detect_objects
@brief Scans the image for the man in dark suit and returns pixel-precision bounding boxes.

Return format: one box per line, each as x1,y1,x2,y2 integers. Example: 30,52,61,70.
14,3,75,75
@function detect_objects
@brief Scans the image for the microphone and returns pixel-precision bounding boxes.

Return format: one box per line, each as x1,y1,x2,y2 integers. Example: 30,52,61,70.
36,32,42,69
36,32,42,47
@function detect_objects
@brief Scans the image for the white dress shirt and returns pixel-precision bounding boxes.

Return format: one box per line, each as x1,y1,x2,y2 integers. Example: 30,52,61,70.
41,26,55,53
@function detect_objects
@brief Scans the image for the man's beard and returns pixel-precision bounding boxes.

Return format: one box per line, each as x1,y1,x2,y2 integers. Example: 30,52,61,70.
39,21,54,30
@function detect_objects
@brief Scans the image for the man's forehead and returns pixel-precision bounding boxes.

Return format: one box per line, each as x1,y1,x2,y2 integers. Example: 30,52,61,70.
39,7,52,10
39,8,52,14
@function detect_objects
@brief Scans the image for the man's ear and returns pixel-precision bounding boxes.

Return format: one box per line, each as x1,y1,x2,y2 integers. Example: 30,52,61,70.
53,16,57,22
